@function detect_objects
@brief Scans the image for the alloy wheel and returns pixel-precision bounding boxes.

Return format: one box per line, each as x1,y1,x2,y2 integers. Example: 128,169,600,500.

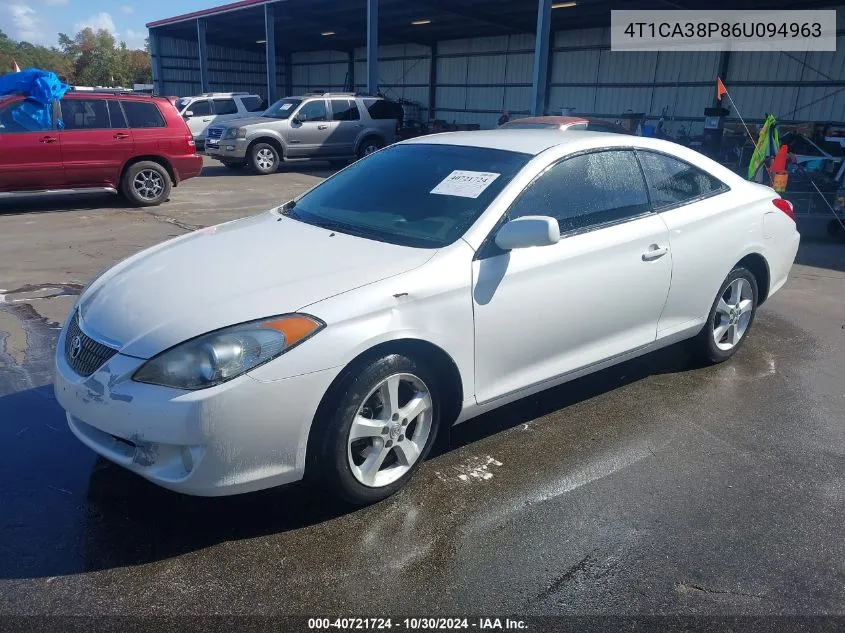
712,278,754,351
256,148,276,171
347,373,433,488
133,170,164,201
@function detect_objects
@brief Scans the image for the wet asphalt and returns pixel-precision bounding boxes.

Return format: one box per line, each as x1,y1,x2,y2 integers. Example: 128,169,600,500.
0,158,844,619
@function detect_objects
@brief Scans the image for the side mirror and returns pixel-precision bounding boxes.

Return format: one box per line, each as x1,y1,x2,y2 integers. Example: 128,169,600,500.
494,216,560,250
291,115,301,124
183,110,194,118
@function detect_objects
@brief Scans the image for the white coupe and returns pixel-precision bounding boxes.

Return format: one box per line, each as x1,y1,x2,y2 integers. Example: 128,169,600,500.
54,130,800,504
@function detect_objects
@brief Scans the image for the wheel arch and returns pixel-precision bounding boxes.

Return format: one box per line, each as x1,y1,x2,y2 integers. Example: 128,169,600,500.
120,156,177,187
305,337,465,469
246,135,285,159
356,133,386,155
736,252,771,304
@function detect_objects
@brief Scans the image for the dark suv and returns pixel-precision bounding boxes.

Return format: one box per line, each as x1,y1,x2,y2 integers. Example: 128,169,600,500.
0,91,203,207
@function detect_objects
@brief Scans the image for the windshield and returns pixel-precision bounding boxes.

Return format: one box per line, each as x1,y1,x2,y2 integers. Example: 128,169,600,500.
285,144,531,248
262,98,302,119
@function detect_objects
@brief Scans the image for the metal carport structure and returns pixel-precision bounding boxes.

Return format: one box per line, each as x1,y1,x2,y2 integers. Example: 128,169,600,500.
147,0,845,129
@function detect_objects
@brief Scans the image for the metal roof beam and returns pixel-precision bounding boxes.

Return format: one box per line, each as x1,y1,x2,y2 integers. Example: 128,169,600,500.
413,0,534,34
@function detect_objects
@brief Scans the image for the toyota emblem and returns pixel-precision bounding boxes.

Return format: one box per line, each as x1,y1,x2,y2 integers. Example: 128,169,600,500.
70,335,83,360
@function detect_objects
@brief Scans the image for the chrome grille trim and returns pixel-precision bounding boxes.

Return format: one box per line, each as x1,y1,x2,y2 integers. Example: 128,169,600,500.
64,311,118,377
206,127,224,140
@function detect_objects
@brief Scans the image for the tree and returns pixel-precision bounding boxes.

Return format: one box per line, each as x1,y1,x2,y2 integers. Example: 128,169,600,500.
3,27,150,87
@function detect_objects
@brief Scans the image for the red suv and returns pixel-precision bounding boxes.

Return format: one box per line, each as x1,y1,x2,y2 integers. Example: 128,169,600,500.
0,91,203,207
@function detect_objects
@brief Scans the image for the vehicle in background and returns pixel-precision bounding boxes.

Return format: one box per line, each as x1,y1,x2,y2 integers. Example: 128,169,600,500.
499,116,632,135
0,91,202,206
204,92,400,174
55,130,799,503
174,92,266,148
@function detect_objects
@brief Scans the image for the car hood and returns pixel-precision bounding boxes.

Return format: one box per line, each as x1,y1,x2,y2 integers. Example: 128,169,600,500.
77,211,436,359
213,116,276,129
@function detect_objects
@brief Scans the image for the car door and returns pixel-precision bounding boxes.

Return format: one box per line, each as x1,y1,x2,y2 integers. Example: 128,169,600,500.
58,97,136,187
634,150,733,337
184,99,214,139
0,97,65,191
472,149,672,404
285,99,334,158
326,98,362,156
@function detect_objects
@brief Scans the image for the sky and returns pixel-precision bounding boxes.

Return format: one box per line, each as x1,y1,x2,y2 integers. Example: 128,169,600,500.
3,0,219,50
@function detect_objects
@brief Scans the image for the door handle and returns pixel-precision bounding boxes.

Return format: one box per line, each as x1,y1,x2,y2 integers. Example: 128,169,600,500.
317,124,328,130
203,118,212,122
113,133,129,140
39,136,58,144
642,245,669,261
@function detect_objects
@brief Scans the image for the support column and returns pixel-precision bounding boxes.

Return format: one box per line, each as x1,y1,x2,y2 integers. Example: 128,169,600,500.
197,18,209,93
347,51,355,92
265,3,277,103
428,41,438,122
366,0,379,94
284,52,292,97
148,29,164,95
530,0,552,116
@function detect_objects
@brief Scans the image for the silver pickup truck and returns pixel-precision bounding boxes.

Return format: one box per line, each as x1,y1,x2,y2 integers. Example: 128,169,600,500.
204,92,401,174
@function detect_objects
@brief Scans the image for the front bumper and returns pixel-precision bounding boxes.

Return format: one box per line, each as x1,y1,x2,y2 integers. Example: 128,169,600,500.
54,324,339,496
205,138,248,160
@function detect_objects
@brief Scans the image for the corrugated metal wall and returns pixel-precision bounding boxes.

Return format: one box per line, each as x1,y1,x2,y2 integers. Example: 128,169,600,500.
159,35,284,99
153,5,845,127
433,34,534,129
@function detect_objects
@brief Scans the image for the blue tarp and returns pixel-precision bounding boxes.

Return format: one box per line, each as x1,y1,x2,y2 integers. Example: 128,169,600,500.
0,69,69,131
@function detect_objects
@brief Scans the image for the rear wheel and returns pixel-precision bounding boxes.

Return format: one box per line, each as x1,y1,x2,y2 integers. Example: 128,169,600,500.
691,267,758,364
308,353,440,505
249,142,280,174
357,137,383,159
121,161,171,207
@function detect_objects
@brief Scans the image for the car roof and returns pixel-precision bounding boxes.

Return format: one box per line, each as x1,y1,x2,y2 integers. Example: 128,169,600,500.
400,129,623,155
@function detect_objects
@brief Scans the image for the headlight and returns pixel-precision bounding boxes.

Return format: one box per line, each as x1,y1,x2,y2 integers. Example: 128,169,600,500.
225,127,247,139
132,314,324,390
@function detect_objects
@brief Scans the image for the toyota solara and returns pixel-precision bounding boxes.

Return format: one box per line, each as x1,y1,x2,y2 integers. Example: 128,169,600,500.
55,130,800,504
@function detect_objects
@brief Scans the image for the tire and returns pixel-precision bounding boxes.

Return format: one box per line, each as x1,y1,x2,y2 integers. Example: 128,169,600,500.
249,142,280,175
691,266,759,364
121,161,172,207
329,160,348,169
356,137,383,159
308,353,441,505
223,161,246,170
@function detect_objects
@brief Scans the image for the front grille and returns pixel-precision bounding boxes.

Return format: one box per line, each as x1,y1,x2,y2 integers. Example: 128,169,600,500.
206,127,224,141
64,311,118,377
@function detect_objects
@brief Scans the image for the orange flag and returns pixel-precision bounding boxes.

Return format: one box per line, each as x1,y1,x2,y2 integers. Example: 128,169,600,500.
717,77,727,101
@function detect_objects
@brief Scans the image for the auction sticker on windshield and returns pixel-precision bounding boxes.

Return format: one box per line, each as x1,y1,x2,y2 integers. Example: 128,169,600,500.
430,170,501,198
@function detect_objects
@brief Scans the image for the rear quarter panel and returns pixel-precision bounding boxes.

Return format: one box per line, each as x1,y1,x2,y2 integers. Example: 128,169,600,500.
656,182,773,336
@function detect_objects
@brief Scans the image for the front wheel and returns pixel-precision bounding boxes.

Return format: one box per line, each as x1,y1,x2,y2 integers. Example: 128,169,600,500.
691,267,759,364
249,142,280,174
308,353,441,505
121,161,172,207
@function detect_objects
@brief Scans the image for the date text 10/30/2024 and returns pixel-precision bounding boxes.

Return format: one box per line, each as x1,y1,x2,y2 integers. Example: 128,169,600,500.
308,618,529,630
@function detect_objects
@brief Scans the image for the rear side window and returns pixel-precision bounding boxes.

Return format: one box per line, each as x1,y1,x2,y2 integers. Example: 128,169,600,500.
332,99,360,121
122,101,166,129
60,99,110,130
242,96,265,112
637,151,726,210
509,150,651,233
363,98,399,120
108,100,128,128
213,98,238,115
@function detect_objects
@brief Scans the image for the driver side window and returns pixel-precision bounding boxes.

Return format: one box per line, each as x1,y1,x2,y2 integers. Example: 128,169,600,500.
296,100,328,122
508,150,651,234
